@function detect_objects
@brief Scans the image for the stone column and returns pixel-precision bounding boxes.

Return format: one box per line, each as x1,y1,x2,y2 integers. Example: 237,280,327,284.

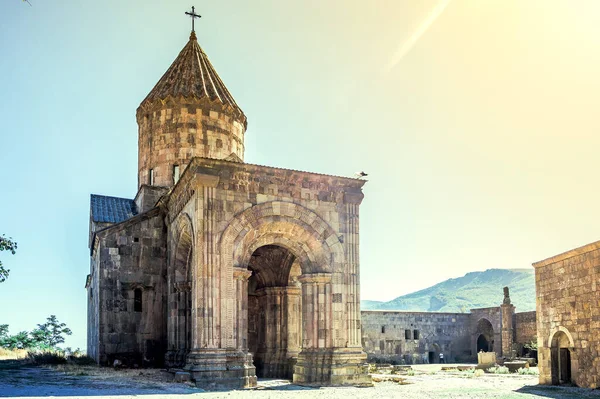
286,286,302,358
501,287,515,358
233,269,252,350
293,273,371,386
166,281,191,368
175,282,192,366
185,265,257,389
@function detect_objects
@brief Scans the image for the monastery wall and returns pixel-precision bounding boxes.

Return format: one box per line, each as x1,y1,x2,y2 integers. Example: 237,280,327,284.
514,311,537,350
361,311,472,364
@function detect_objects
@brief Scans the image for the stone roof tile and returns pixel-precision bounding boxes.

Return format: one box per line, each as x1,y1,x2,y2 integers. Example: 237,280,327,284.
140,32,244,120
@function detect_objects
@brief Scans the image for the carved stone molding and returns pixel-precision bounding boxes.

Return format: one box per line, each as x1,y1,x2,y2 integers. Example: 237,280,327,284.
298,273,332,284
233,269,252,281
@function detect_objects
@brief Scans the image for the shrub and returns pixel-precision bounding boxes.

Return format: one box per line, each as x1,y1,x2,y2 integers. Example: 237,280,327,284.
487,366,509,374
27,350,67,365
407,369,415,376
474,369,485,377
517,367,539,375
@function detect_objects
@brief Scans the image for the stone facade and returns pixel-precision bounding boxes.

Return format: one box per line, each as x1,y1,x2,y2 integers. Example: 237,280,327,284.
87,208,167,366
533,241,600,388
87,29,370,389
361,289,535,364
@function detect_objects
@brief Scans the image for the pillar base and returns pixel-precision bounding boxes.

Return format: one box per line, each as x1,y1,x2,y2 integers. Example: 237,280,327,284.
165,349,189,368
293,348,372,387
184,349,257,390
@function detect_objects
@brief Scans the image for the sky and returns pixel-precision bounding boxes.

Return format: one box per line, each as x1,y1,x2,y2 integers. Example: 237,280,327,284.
2,0,600,350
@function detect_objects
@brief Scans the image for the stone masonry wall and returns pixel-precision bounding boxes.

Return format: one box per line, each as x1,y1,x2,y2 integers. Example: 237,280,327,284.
514,311,537,346
87,249,100,362
137,101,245,189
534,241,600,388
361,311,472,364
93,208,167,366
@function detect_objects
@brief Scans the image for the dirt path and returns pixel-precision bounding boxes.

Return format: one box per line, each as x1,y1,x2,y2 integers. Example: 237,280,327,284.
1,363,600,399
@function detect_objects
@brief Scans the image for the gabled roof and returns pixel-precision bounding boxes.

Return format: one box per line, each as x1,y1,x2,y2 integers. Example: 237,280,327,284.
139,32,245,120
90,194,138,224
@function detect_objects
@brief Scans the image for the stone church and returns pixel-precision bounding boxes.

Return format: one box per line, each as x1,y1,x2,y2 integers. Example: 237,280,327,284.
86,26,370,389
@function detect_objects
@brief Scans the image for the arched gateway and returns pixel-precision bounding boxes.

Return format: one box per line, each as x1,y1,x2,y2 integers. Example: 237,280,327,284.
87,22,370,390
214,201,361,385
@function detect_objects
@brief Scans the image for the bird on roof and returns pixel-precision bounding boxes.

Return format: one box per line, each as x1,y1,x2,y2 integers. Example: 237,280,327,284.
355,171,368,178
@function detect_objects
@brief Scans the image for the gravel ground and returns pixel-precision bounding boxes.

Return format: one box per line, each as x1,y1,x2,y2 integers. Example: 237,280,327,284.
1,362,600,399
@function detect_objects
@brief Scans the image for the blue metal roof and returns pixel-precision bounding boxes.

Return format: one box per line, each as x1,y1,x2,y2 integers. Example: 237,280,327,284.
90,194,137,223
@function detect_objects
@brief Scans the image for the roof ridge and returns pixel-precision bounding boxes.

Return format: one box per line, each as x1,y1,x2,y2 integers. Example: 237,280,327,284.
91,193,134,201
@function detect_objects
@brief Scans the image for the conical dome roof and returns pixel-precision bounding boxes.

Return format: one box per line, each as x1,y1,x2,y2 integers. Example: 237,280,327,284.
140,32,245,120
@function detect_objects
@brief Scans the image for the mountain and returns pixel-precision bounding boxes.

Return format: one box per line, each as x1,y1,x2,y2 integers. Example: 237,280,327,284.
361,268,535,313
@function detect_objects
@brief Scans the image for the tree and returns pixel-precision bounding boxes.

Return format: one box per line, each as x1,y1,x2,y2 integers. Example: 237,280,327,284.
0,234,17,283
31,315,72,348
0,316,72,350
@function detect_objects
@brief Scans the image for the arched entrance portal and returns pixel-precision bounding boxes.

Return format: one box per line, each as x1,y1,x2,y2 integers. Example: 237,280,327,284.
550,330,572,385
476,319,494,353
213,201,371,388
247,245,302,379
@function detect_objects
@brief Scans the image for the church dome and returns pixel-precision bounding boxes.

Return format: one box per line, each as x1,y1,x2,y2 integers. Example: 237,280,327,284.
139,32,245,123
136,32,247,189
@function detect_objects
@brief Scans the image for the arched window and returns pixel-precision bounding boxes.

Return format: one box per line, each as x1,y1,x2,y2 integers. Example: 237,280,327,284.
134,288,142,312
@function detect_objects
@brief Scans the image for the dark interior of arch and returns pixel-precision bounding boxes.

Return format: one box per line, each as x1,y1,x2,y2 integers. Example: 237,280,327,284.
477,334,490,352
247,244,302,379
248,245,296,289
476,319,494,353
551,331,572,385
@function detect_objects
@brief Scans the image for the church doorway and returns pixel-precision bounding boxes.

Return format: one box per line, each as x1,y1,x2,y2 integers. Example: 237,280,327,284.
550,331,572,385
476,318,494,352
247,245,302,379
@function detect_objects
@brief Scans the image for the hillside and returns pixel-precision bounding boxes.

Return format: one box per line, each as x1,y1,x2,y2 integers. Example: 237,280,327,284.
361,268,535,313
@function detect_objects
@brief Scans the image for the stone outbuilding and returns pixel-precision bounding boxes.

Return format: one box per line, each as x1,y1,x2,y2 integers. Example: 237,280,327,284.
361,288,537,364
87,28,370,389
533,241,600,388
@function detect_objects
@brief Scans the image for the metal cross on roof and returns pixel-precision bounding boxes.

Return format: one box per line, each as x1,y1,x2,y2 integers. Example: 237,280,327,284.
185,6,201,32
